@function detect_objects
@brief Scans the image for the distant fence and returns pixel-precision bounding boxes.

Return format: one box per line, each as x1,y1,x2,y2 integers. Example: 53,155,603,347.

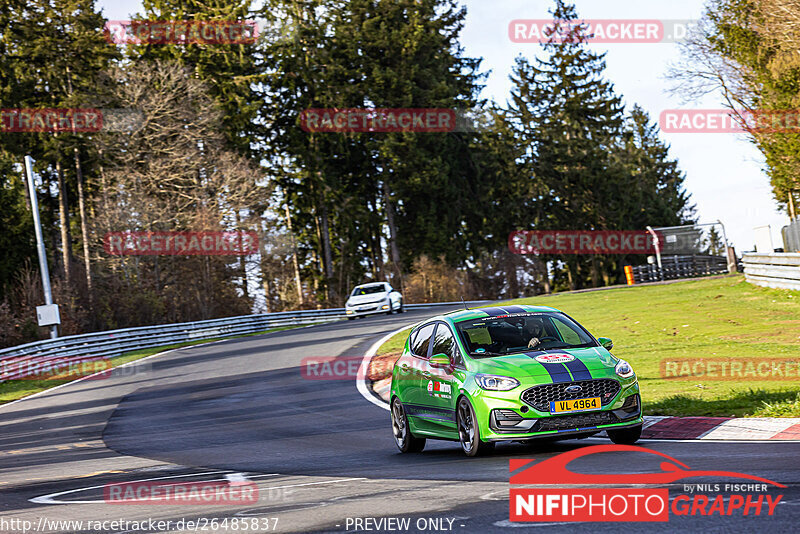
742,253,800,290
783,218,800,253
0,301,477,383
629,255,729,283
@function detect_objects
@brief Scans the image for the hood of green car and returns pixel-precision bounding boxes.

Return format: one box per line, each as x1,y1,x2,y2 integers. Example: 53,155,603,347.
470,347,618,379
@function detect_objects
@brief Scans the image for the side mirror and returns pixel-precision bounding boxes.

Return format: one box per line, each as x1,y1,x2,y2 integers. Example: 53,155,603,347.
429,353,452,368
597,337,613,350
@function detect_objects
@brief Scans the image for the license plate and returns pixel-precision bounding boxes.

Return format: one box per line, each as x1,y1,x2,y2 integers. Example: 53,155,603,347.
550,396,601,414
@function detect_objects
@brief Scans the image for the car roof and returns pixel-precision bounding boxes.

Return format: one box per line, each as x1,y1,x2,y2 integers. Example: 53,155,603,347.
445,304,561,323
353,282,387,288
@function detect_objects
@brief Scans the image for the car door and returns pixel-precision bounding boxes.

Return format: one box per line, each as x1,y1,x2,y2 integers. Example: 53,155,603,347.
385,283,401,310
398,322,436,418
417,322,462,432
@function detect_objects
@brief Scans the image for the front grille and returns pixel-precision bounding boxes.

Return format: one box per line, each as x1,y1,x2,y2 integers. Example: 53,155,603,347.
521,379,621,412
538,411,618,432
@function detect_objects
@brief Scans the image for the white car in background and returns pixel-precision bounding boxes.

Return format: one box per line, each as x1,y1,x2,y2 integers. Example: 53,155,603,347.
345,282,404,318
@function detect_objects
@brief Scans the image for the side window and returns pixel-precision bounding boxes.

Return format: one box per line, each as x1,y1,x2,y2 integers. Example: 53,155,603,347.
410,324,436,358
550,317,583,345
432,323,463,366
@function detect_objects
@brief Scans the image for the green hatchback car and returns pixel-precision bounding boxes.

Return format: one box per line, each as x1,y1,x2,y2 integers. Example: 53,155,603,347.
390,305,643,456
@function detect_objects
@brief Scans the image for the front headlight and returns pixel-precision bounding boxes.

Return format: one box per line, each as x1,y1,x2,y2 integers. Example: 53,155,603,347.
615,359,635,379
475,374,520,391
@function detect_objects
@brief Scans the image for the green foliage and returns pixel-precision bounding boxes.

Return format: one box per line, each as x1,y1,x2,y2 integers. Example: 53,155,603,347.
697,0,800,212
0,0,698,345
0,164,35,296
506,1,692,290
258,0,487,301
509,275,800,417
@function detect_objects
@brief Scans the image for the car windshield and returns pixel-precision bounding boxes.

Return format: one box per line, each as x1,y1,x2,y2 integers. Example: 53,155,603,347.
352,285,385,296
454,312,597,357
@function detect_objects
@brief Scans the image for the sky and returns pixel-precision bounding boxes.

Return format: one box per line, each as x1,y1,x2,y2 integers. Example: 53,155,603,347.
97,0,790,253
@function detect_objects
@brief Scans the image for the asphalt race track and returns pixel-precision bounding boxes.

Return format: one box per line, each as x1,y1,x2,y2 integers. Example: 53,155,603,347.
1,308,798,533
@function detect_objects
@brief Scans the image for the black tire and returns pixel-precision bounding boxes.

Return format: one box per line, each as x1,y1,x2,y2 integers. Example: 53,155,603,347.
347,316,356,321
397,301,404,313
607,424,642,445
391,398,426,453
456,397,495,457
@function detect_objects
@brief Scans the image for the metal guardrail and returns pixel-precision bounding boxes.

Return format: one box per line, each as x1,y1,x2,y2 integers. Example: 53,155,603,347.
0,301,473,382
743,253,800,290
630,255,729,283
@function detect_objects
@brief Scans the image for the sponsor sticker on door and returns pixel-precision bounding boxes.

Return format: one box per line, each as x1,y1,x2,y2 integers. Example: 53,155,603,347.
427,380,452,398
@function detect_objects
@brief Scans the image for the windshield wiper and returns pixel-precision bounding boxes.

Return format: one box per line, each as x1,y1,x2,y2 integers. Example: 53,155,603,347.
469,350,506,357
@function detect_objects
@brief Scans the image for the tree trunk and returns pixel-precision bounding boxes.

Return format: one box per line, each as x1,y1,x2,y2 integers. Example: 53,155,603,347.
56,159,73,282
566,260,576,291
45,172,62,276
284,203,304,306
262,278,271,313
590,255,600,288
74,148,93,295
504,249,519,298
234,210,249,301
319,204,335,302
338,240,346,303
539,258,551,294
310,249,321,304
383,181,403,289
367,196,383,278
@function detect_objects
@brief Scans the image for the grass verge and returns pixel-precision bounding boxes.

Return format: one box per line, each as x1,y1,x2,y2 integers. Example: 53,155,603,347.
507,275,800,417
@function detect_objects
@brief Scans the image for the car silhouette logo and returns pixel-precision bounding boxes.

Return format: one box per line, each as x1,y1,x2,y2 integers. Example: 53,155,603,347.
565,385,582,394
509,444,786,487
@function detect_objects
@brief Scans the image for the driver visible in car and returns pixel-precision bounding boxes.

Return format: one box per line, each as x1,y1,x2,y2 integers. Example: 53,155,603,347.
523,317,547,349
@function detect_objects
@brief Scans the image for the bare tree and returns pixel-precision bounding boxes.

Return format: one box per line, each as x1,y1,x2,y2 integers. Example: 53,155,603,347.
89,60,270,322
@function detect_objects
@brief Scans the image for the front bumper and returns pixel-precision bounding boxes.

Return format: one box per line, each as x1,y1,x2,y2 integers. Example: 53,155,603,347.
345,303,392,317
470,375,642,441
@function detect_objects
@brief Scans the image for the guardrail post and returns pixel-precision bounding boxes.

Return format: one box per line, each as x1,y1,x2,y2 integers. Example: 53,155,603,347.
624,265,635,285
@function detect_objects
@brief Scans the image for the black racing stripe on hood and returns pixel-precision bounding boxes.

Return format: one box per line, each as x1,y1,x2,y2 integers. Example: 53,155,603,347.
525,352,572,383
563,357,592,380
